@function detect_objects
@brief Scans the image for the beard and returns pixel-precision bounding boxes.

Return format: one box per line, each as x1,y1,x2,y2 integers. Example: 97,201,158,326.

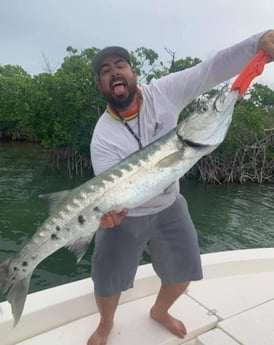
102,80,137,110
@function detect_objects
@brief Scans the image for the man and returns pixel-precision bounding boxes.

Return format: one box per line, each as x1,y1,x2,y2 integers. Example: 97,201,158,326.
88,30,274,345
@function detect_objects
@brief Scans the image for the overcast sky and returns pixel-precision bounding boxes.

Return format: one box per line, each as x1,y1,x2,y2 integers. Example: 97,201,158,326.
1,0,273,87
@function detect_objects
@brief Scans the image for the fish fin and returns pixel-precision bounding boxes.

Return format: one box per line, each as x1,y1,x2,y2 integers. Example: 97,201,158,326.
66,235,94,263
156,151,184,168
0,258,31,327
39,190,70,213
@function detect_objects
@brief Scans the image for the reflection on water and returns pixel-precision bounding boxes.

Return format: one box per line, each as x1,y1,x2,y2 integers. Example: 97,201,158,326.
0,142,274,299
182,181,274,253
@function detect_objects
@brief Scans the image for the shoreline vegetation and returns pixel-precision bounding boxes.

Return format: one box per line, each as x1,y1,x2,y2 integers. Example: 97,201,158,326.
1,46,274,182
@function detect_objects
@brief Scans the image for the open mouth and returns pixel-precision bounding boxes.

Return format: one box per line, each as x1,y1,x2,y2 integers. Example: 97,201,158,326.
111,80,127,96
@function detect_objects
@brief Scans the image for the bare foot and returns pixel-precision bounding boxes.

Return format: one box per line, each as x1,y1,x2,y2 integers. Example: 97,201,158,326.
150,306,187,338
87,321,113,345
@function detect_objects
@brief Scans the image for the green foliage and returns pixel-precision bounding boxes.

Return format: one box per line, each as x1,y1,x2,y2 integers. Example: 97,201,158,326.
170,56,201,73
130,47,168,83
0,65,33,139
0,45,183,157
1,48,105,160
249,83,274,113
220,84,274,158
1,47,274,178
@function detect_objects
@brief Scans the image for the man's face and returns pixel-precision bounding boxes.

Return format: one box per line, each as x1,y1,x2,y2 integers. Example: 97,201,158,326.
97,55,137,110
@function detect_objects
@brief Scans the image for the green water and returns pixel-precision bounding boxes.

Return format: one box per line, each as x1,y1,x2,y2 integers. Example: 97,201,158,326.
0,142,274,299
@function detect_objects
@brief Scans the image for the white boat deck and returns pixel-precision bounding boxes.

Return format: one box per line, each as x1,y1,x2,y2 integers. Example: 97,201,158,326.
1,248,274,345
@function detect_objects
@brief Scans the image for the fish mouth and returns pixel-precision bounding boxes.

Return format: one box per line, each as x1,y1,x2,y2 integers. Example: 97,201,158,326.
177,133,209,148
184,139,209,148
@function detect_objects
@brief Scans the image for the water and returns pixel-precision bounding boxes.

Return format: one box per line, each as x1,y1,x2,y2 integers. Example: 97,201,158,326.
183,181,274,253
0,142,274,300
0,142,93,297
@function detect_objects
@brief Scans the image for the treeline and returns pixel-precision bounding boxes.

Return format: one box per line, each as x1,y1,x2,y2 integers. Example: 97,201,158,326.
0,46,274,182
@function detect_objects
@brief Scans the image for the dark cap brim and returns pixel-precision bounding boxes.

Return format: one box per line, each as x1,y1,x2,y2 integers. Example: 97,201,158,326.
92,46,131,75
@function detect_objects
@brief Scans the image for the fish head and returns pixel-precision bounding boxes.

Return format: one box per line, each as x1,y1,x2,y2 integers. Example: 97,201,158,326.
177,87,239,148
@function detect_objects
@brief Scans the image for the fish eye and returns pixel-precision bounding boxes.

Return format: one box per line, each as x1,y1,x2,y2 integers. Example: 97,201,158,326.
200,104,209,112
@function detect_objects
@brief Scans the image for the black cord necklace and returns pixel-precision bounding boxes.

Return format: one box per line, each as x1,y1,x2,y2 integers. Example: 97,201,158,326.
112,92,143,149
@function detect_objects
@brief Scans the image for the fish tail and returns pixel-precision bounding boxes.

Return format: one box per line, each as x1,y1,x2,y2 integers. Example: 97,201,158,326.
0,257,31,327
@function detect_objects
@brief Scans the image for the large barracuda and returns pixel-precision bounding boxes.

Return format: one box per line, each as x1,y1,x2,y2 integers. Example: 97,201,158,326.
0,87,239,326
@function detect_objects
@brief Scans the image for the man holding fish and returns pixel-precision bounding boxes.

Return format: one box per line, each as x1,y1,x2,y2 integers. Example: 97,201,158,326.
88,30,274,345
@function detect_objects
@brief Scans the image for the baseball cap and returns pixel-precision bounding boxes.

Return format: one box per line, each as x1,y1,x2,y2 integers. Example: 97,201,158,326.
92,46,131,75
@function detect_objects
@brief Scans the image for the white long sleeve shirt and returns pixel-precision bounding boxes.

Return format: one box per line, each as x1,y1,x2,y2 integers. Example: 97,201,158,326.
90,31,264,216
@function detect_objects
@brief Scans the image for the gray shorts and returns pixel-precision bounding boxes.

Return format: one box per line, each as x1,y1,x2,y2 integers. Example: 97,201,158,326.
91,194,202,297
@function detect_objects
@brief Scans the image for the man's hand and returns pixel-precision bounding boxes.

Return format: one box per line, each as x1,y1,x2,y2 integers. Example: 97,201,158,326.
100,208,128,228
258,30,274,61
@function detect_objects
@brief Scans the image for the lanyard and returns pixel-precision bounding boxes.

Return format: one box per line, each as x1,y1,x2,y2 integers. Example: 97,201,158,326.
115,108,143,149
108,91,143,149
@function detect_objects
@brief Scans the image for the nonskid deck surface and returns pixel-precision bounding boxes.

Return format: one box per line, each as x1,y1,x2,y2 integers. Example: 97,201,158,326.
1,248,274,345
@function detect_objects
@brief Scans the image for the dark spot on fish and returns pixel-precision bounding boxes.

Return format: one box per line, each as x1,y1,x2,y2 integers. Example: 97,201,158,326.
113,170,123,178
94,206,100,212
13,266,18,271
32,256,37,261
125,165,133,171
104,175,114,182
51,233,59,240
22,268,27,272
56,226,61,231
78,214,85,224
66,227,70,232
22,261,28,267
